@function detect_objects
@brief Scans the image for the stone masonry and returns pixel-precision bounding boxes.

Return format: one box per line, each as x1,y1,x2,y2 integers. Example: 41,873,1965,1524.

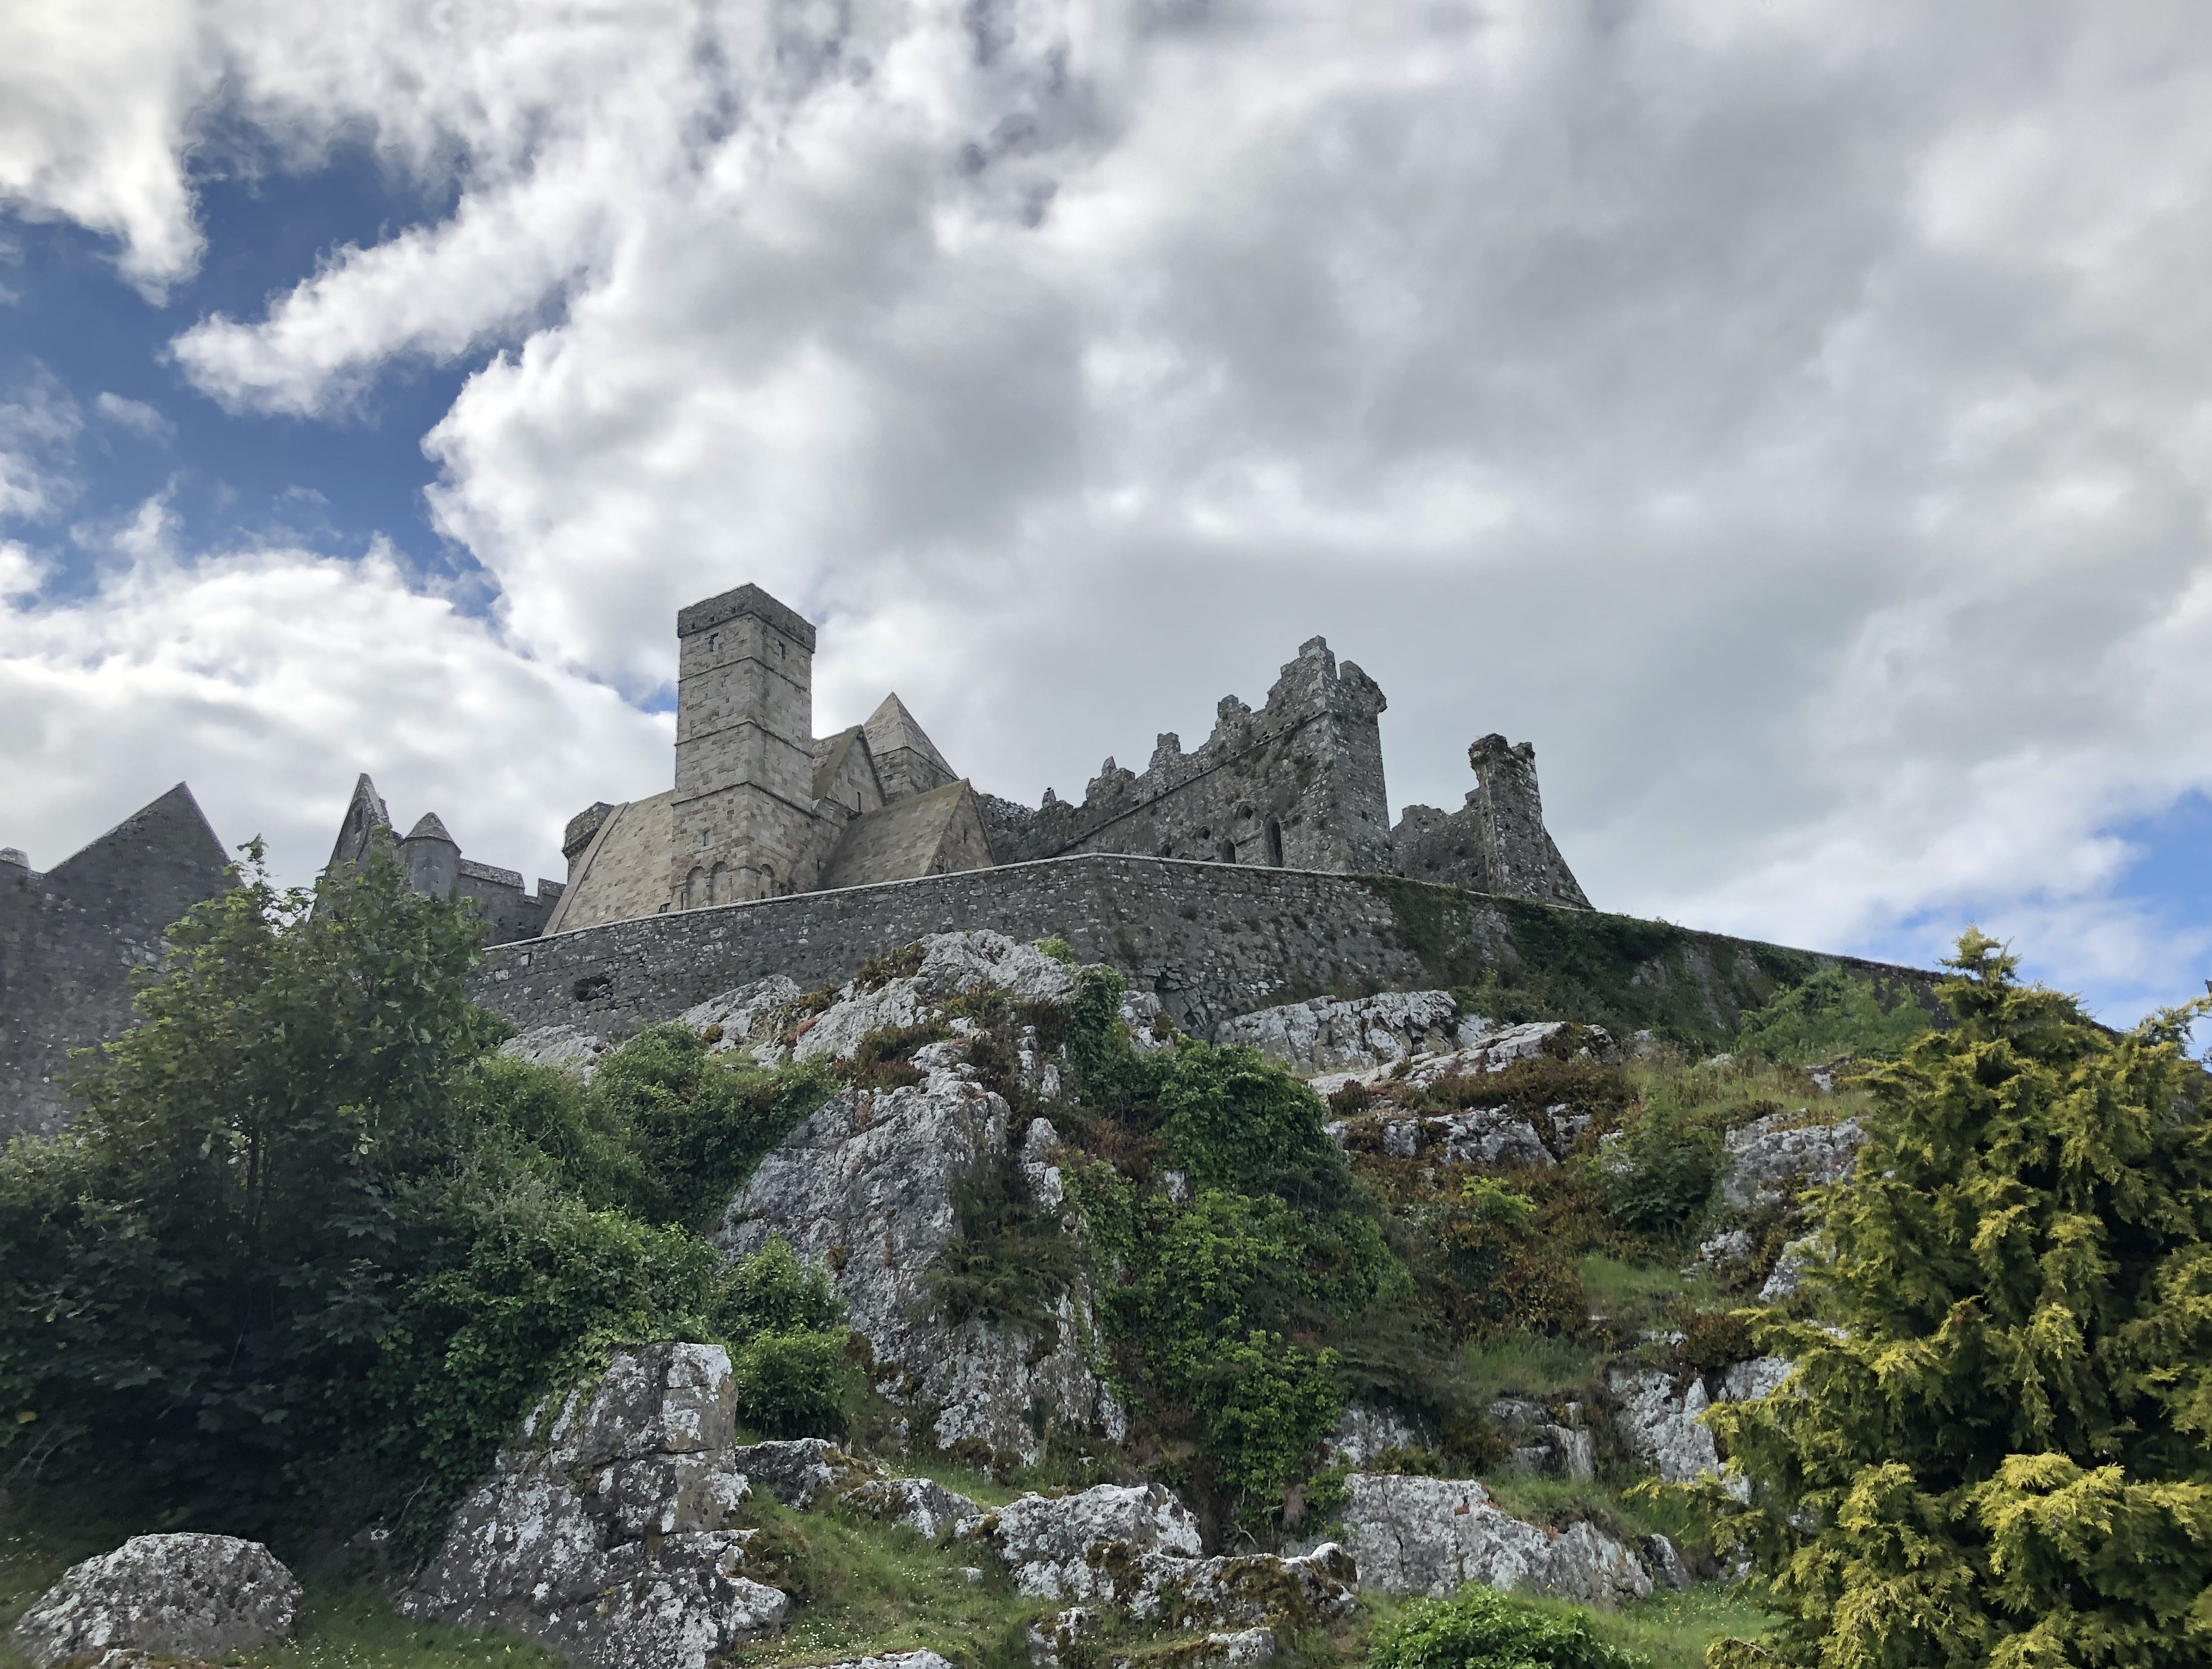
0,785,233,1140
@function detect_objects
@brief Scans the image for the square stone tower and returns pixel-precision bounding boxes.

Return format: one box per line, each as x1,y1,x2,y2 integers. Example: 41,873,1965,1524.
671,583,819,906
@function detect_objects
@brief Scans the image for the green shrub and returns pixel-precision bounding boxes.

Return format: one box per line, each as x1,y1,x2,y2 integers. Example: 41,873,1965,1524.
1702,931,2212,1668
583,1029,835,1229
1370,1584,1646,1669
1597,1103,1721,1238
917,1156,1076,1343
731,1328,854,1439
714,1235,844,1335
1733,965,1929,1064
1152,1040,1349,1208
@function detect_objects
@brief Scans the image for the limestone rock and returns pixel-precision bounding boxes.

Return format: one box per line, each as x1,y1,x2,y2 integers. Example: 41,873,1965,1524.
404,1343,789,1669
1219,991,1460,1075
1488,1399,1595,1483
1606,1368,1728,1490
726,1437,850,1507
718,1051,1121,1464
1323,1106,1561,1169
1721,1355,1795,1403
779,932,1078,1066
1326,1403,1423,1465
842,1476,986,1540
1642,1534,1692,1591
10,1535,301,1668
1129,1545,1358,1630
1687,1228,1753,1276
1187,1628,1278,1667
1339,1474,1650,1607
679,976,802,1055
1719,1113,1865,1211
1310,1021,1608,1099
990,1484,1205,1599
1758,1235,1822,1302
808,1656,958,1669
498,1023,611,1080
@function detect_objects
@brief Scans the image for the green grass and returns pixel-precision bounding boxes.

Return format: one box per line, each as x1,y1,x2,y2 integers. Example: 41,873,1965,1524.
1578,1584,1779,1669
726,1494,1047,1668
235,1591,561,1669
1462,1332,1602,1406
1578,1256,1715,1331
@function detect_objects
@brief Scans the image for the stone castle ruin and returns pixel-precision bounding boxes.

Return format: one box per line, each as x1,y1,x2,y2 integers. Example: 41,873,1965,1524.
2,580,1594,1135
333,581,1590,942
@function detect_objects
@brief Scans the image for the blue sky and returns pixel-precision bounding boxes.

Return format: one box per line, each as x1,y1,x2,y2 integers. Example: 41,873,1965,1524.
2,1,2209,1039
1,147,469,592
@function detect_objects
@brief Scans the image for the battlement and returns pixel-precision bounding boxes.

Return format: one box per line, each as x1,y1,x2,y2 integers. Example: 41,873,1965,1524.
982,634,1395,872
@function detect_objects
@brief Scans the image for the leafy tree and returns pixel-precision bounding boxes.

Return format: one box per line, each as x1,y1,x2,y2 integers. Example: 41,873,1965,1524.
1702,931,2212,1668
0,843,504,1522
1368,1584,1645,1669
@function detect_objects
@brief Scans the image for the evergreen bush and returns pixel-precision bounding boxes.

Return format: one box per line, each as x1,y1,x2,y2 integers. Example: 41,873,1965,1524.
1703,930,2212,1667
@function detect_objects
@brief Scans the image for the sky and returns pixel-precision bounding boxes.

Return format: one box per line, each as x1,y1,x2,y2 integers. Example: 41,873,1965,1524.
2,0,2210,1031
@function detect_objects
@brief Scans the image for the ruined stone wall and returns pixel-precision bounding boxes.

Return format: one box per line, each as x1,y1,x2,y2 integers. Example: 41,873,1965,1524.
473,852,1934,1054
1,786,233,1140
1392,735,1592,909
980,638,1393,874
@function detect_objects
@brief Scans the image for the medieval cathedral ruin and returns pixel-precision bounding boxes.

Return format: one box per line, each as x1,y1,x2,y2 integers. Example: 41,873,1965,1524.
2,580,1590,1135
327,581,1590,943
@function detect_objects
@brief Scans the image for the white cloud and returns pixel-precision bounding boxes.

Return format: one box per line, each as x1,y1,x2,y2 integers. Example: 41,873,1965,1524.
93,392,171,439
0,524,667,889
0,0,208,294
10,0,2212,1019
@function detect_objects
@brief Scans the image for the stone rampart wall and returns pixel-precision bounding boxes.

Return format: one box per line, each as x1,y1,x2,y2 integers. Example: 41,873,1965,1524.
473,853,1937,1049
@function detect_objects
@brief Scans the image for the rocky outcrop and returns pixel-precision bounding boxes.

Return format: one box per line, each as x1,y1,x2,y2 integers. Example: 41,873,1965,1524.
1487,1399,1596,1482
841,1476,987,1540
404,1342,790,1669
776,932,1078,1066
1758,1235,1823,1302
984,1483,1355,1630
1338,1474,1650,1607
1606,1367,1726,1490
1326,1404,1424,1465
990,1484,1205,1598
1721,1355,1794,1403
10,1535,300,1668
718,1036,1120,1465
1220,991,1470,1075
1325,1100,1583,1169
1310,1021,1609,1100
682,976,802,1058
1719,1113,1865,1211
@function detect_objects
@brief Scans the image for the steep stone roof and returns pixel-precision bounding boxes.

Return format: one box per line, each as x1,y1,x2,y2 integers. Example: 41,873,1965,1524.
863,694,954,779
817,781,993,891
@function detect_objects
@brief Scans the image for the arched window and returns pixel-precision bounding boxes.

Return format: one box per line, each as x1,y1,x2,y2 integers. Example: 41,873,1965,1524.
1267,820,1285,867
1217,839,1236,864
709,861,729,904
684,866,707,909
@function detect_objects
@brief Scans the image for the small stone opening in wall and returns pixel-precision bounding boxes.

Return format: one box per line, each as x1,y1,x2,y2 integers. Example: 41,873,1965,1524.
1217,839,1236,863
1267,820,1285,867
573,974,613,1002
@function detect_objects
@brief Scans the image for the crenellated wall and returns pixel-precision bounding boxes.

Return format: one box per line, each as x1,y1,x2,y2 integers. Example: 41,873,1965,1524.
981,637,1394,874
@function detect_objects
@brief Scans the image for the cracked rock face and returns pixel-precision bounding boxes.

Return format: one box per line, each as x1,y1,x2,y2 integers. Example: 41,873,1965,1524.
1338,1474,1650,1608
1719,1113,1865,1211
1219,991,1466,1074
10,1535,301,1668
404,1343,789,1669
991,1484,1206,1598
986,1485,1354,1629
718,1049,1121,1465
1309,1020,1609,1100
842,1477,987,1541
